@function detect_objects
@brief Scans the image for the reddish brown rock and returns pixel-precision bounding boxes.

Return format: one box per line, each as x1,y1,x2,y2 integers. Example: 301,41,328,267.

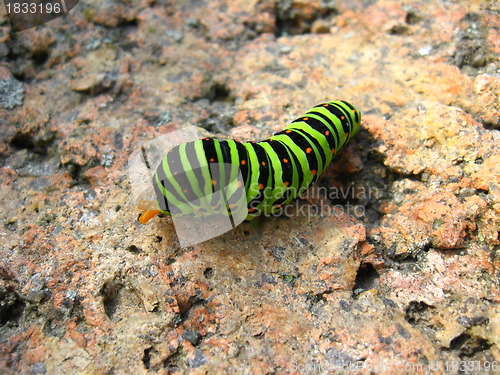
0,0,498,374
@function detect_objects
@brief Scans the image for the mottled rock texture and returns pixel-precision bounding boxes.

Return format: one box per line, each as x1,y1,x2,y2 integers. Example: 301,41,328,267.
0,0,499,374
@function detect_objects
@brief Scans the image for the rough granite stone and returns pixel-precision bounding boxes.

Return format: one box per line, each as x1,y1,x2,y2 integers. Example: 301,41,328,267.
0,0,498,374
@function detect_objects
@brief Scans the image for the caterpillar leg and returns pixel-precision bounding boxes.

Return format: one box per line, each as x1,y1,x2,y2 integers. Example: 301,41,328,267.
138,200,161,224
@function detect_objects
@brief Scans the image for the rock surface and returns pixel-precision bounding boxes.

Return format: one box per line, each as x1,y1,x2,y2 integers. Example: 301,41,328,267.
0,0,498,374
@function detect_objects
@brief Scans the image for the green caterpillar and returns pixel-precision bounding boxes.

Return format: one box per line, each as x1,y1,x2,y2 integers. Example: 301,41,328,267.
138,100,361,224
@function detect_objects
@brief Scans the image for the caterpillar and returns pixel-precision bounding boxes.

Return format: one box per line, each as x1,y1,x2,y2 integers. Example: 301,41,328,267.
138,100,361,224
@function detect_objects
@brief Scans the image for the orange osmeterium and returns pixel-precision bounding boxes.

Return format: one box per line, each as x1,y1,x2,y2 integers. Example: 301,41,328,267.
139,209,161,224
